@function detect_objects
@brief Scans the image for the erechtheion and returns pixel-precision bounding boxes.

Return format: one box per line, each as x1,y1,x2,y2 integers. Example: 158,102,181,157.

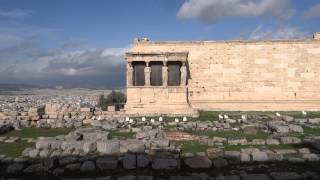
125,33,320,116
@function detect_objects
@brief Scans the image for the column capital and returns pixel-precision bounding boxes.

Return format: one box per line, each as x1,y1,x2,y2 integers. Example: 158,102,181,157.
163,61,168,66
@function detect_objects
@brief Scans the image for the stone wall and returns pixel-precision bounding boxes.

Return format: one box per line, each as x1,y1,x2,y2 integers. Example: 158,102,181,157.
129,37,320,111
126,86,196,116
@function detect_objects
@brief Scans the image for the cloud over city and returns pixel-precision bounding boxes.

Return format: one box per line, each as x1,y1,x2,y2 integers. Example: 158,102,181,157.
0,17,127,88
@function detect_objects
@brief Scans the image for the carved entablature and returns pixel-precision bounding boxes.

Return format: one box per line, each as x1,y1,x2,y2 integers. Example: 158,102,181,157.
126,52,188,62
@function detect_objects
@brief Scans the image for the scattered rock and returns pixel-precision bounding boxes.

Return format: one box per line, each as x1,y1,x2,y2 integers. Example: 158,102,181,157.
207,148,224,159
80,160,96,172
243,126,258,135
251,152,269,162
120,140,145,153
214,175,240,180
96,156,118,170
184,156,212,169
65,163,81,171
137,154,150,168
6,163,24,174
240,153,251,162
123,154,136,169
213,158,228,168
266,139,280,145
152,158,179,170
59,156,78,166
280,137,301,144
252,139,265,145
97,140,120,154
270,172,301,180
288,125,303,133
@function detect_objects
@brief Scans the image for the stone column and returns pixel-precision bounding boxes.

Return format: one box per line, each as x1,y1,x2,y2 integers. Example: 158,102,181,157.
127,62,133,86
180,62,187,86
144,62,151,86
162,61,168,87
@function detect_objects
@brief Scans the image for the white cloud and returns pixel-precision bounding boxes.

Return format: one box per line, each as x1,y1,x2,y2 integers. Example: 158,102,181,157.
177,0,295,23
0,10,126,88
249,25,309,40
304,3,320,18
40,48,128,77
0,34,23,49
0,29,128,87
0,9,30,18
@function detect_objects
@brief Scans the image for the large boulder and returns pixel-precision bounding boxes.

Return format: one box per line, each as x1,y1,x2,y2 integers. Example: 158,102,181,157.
206,148,224,159
122,154,136,169
241,174,270,180
252,139,265,145
28,149,40,158
224,151,240,162
65,163,81,171
280,137,301,144
282,115,294,122
213,158,228,168
118,175,136,180
227,138,247,145
273,125,289,134
251,152,269,162
61,141,84,152
266,139,280,145
97,140,120,154
152,158,180,170
309,118,320,124
270,172,301,180
151,139,170,148
288,125,303,133
80,160,96,172
6,163,24,174
0,124,14,135
36,139,53,150
23,163,46,174
214,175,240,180
59,156,78,166
184,156,212,169
82,131,110,141
136,129,159,140
96,156,118,170
137,154,150,168
83,141,97,153
120,140,145,153
240,153,251,162
243,126,258,135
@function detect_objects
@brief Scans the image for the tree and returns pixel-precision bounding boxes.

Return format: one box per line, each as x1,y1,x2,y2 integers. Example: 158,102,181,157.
98,91,126,111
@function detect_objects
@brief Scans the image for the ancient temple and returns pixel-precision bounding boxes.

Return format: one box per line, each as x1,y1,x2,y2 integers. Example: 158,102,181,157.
125,33,320,116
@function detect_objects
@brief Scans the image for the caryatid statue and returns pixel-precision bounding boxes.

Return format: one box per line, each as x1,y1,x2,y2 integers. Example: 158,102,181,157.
180,62,187,86
162,61,168,87
127,62,133,86
144,62,151,86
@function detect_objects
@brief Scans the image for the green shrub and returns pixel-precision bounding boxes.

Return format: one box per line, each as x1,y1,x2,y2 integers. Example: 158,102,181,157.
98,91,126,110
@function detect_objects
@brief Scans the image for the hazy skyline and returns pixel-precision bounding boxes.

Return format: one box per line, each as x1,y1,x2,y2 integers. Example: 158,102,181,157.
0,0,319,88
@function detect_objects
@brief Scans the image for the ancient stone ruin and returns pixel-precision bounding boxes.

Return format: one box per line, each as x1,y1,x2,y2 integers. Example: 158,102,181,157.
125,33,320,116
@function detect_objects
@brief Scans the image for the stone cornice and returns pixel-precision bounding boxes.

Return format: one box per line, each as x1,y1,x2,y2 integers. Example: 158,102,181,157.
126,52,188,62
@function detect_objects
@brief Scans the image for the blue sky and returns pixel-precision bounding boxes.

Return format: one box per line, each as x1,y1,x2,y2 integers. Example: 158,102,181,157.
0,0,320,88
